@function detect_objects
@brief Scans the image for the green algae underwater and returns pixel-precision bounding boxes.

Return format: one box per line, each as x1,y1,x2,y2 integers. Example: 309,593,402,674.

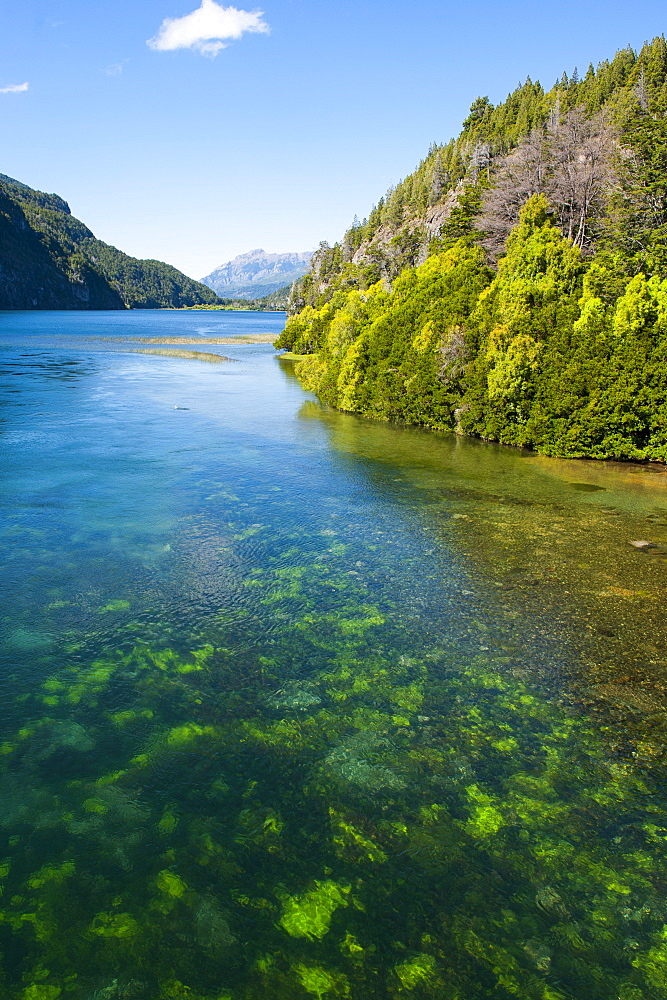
3,315,667,999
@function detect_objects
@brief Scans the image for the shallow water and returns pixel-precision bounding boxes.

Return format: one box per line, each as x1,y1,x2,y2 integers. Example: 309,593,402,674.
2,310,667,1000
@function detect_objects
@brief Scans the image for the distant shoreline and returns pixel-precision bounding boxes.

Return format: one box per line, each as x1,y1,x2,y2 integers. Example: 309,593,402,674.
180,305,286,313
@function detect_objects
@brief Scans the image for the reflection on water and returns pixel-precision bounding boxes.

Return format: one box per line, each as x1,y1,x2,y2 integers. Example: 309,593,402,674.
1,312,667,999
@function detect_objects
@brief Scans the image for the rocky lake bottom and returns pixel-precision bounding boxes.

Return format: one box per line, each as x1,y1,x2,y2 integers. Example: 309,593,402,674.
1,310,667,1000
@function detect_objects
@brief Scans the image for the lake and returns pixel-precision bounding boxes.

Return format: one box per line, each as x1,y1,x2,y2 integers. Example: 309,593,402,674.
1,309,667,1000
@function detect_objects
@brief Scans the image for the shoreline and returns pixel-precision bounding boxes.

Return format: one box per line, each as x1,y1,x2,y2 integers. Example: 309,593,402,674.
281,352,667,472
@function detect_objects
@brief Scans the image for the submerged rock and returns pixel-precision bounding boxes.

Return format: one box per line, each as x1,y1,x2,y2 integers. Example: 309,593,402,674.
46,720,94,754
31,720,95,764
322,732,406,794
523,938,552,972
0,770,62,828
326,756,405,792
535,885,569,918
265,681,322,712
194,896,235,954
5,627,53,650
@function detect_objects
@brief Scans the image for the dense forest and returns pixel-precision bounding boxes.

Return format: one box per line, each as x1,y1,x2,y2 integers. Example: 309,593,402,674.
0,174,220,310
276,37,667,462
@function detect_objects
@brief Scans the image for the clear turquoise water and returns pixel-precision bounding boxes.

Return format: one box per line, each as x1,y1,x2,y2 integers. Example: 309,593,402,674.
2,310,667,1000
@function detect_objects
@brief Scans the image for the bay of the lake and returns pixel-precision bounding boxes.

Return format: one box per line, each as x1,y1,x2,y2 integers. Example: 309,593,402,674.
2,309,667,1000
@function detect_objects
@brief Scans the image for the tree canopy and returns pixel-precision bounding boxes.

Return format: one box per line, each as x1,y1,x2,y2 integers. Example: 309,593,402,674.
277,36,667,463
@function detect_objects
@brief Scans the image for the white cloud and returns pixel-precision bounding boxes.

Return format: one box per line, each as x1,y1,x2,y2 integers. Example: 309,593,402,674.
148,0,269,57
105,62,126,76
0,82,29,94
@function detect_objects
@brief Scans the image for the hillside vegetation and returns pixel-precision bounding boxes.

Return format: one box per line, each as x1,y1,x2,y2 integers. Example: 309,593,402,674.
276,37,667,462
0,174,220,310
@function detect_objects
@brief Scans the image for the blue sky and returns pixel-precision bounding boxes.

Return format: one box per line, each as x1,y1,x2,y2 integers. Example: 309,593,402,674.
1,0,666,279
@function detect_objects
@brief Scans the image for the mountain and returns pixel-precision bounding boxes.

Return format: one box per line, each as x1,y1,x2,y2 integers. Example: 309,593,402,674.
0,174,220,310
277,37,667,463
200,249,312,299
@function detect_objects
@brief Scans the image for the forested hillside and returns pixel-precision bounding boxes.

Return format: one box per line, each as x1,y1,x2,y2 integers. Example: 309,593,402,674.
0,174,220,310
277,37,667,462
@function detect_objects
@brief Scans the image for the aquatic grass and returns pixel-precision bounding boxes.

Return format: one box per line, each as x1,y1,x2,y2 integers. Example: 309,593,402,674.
131,349,232,363
2,562,667,1000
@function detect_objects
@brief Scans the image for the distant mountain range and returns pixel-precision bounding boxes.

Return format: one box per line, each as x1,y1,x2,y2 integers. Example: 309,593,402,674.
0,173,220,310
200,249,313,300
